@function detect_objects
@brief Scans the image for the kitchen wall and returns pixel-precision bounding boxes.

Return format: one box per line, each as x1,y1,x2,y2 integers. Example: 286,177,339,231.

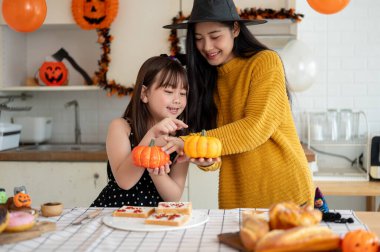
0,0,379,209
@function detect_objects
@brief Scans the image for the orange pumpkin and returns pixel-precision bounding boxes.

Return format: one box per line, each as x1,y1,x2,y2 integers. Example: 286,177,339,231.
72,0,119,30
39,61,68,86
184,129,222,158
342,229,379,252
307,0,350,15
13,192,32,208
132,139,170,168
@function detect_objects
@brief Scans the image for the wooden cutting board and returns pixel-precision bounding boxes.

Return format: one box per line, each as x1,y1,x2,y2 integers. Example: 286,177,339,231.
0,221,56,245
218,231,248,252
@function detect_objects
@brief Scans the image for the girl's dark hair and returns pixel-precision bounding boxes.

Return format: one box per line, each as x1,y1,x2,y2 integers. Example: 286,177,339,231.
122,55,189,143
186,21,291,132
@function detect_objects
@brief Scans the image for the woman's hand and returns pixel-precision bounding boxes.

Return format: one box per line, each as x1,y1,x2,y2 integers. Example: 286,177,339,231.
190,157,221,166
147,162,171,176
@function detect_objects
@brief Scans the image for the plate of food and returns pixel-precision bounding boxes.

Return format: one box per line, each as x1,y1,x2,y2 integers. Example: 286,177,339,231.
102,203,209,232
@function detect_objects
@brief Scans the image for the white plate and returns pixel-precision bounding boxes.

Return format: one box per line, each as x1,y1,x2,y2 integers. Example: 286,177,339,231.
103,210,209,232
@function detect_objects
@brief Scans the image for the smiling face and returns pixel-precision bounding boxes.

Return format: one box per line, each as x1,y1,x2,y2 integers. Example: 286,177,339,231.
194,22,240,66
39,62,68,86
72,0,118,29
141,73,187,124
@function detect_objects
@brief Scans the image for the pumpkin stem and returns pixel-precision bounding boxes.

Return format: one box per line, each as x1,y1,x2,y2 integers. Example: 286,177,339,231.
201,129,206,136
149,139,155,146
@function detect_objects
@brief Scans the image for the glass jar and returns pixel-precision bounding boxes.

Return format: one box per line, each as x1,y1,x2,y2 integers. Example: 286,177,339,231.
339,109,352,141
310,112,325,141
326,109,338,141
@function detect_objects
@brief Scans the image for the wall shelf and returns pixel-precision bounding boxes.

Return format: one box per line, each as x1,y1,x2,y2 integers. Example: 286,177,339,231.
0,86,100,92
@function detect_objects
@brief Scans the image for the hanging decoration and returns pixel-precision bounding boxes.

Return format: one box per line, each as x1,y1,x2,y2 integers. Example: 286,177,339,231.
72,0,119,30
1,0,47,32
71,0,133,97
94,28,134,97
307,0,350,15
168,8,305,57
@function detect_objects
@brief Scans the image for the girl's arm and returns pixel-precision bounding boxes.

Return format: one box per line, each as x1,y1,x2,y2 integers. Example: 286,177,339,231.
149,161,189,202
107,118,147,190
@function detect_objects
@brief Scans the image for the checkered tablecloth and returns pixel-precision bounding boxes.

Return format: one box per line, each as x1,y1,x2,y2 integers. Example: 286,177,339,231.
0,208,370,252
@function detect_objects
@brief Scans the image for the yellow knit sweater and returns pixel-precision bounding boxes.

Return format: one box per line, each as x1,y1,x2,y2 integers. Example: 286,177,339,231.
206,50,314,209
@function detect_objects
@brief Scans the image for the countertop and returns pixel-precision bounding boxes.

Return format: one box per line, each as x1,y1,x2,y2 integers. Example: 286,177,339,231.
0,143,314,163
0,145,107,162
0,208,376,251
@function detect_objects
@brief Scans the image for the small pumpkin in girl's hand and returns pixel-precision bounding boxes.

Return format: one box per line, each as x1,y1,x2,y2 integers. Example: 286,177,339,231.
13,192,32,208
184,129,222,158
132,139,170,168
342,229,379,252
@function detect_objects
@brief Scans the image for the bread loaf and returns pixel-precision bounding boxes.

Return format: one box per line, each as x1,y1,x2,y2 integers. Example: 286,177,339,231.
255,226,341,252
269,202,322,230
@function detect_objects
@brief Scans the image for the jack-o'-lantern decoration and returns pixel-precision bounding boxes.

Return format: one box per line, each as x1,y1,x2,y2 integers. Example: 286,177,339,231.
39,61,68,86
72,0,119,30
13,192,32,208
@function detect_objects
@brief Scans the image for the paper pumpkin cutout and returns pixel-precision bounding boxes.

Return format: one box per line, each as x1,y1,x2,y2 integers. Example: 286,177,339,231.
72,0,119,30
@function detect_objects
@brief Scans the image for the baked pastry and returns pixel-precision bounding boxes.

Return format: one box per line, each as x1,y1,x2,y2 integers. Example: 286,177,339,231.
255,226,341,252
269,202,322,230
5,211,35,232
155,202,192,215
240,210,270,251
0,207,10,233
112,206,154,218
145,213,190,226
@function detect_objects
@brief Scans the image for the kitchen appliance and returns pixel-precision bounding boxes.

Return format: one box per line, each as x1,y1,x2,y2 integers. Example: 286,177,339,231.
12,117,53,144
370,136,380,179
0,123,22,151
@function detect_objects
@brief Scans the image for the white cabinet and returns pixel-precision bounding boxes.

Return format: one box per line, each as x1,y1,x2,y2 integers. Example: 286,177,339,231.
187,164,219,209
0,161,108,208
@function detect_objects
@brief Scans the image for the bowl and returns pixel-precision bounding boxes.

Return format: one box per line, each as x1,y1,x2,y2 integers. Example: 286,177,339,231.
41,202,63,217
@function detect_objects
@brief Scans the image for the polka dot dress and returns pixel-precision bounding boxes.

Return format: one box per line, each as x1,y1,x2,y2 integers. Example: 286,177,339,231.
91,129,175,208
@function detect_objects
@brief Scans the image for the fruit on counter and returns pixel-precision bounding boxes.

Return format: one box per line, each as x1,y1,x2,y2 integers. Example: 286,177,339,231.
184,129,222,158
132,139,170,168
342,229,379,252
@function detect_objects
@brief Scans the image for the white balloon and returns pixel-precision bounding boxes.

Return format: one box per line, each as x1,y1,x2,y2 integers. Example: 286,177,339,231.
279,40,317,92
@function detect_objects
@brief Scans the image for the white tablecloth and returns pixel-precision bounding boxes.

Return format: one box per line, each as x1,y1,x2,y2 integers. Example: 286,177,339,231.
0,208,370,252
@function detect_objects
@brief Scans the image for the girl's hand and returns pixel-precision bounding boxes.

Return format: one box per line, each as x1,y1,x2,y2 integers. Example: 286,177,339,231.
147,163,171,176
161,136,184,155
150,118,188,138
190,157,221,166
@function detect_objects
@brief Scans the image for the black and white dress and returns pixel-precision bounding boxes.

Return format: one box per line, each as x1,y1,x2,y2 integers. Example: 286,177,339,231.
91,129,175,208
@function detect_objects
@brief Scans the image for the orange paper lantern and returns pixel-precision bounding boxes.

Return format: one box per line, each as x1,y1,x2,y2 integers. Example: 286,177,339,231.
1,0,47,32
39,62,68,86
307,0,350,15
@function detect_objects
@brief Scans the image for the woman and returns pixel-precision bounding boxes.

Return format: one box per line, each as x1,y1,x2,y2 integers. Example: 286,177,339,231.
164,0,314,209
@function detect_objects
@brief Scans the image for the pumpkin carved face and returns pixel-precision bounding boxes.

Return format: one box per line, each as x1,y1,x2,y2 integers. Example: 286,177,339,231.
13,192,32,208
72,0,119,30
39,61,68,86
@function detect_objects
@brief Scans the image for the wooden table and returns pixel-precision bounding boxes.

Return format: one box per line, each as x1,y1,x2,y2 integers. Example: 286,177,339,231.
315,181,380,211
356,211,380,237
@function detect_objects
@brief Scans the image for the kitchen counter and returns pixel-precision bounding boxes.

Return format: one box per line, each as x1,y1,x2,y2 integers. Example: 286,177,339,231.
0,208,376,251
0,144,107,162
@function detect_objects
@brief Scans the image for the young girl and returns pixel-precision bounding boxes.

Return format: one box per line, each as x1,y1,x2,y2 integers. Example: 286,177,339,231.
91,56,189,207
164,0,314,209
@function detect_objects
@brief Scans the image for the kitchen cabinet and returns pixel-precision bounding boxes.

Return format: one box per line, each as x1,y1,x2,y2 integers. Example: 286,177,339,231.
0,161,108,208
0,161,189,208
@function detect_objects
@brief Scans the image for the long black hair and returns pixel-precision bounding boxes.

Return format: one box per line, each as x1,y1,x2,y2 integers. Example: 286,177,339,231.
186,21,290,132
